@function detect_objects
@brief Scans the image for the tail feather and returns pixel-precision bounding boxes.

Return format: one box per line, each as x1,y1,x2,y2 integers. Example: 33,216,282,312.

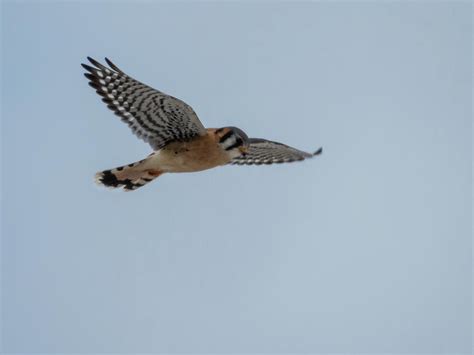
95,160,162,191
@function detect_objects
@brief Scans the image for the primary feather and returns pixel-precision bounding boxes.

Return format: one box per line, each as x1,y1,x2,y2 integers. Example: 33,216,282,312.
82,57,206,150
231,138,322,165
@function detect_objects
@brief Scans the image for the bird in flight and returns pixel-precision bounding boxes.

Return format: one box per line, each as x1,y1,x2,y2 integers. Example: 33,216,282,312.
82,57,322,191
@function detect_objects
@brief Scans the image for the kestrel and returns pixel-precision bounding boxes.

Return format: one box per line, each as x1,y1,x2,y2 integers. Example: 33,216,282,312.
82,57,322,191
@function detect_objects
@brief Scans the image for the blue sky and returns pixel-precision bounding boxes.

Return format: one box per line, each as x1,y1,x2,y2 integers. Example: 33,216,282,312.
1,1,471,353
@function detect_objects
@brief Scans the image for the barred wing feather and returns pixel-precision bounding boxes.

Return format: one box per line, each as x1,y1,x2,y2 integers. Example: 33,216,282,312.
231,138,322,165
82,57,206,150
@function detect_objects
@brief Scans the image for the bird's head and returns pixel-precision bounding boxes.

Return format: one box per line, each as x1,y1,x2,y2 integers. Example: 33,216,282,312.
216,126,250,158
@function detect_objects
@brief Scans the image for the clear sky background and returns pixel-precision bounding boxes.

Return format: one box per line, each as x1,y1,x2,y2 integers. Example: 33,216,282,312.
1,1,471,353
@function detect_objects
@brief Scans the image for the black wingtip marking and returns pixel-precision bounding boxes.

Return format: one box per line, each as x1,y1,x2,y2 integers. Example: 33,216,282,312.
88,82,101,90
84,73,95,81
87,56,106,69
105,57,122,73
84,57,122,74
81,63,96,73
313,147,323,156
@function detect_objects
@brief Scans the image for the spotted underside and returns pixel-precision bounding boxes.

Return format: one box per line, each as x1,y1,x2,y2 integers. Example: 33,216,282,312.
82,57,206,150
231,138,322,165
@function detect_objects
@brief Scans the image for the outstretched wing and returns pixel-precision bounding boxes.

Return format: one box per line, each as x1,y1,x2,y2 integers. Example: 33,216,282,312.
82,57,206,150
231,138,322,165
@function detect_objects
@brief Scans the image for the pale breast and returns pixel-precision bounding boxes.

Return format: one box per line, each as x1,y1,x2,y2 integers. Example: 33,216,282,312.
156,132,232,173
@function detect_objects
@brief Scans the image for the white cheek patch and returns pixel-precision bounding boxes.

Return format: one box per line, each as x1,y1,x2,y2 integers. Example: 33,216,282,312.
229,149,244,159
221,135,236,150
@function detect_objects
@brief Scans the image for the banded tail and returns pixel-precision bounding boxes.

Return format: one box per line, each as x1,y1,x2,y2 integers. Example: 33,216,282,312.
95,158,162,191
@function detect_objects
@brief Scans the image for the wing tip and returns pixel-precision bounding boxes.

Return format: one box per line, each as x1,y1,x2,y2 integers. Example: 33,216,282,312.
105,57,123,73
82,56,122,73
87,56,107,69
81,63,95,73
312,147,323,156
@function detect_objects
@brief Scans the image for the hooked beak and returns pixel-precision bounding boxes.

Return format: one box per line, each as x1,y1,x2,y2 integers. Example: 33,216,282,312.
239,146,248,156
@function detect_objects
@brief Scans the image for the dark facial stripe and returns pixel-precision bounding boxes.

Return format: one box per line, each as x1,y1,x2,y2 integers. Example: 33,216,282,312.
219,131,234,143
225,138,243,151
